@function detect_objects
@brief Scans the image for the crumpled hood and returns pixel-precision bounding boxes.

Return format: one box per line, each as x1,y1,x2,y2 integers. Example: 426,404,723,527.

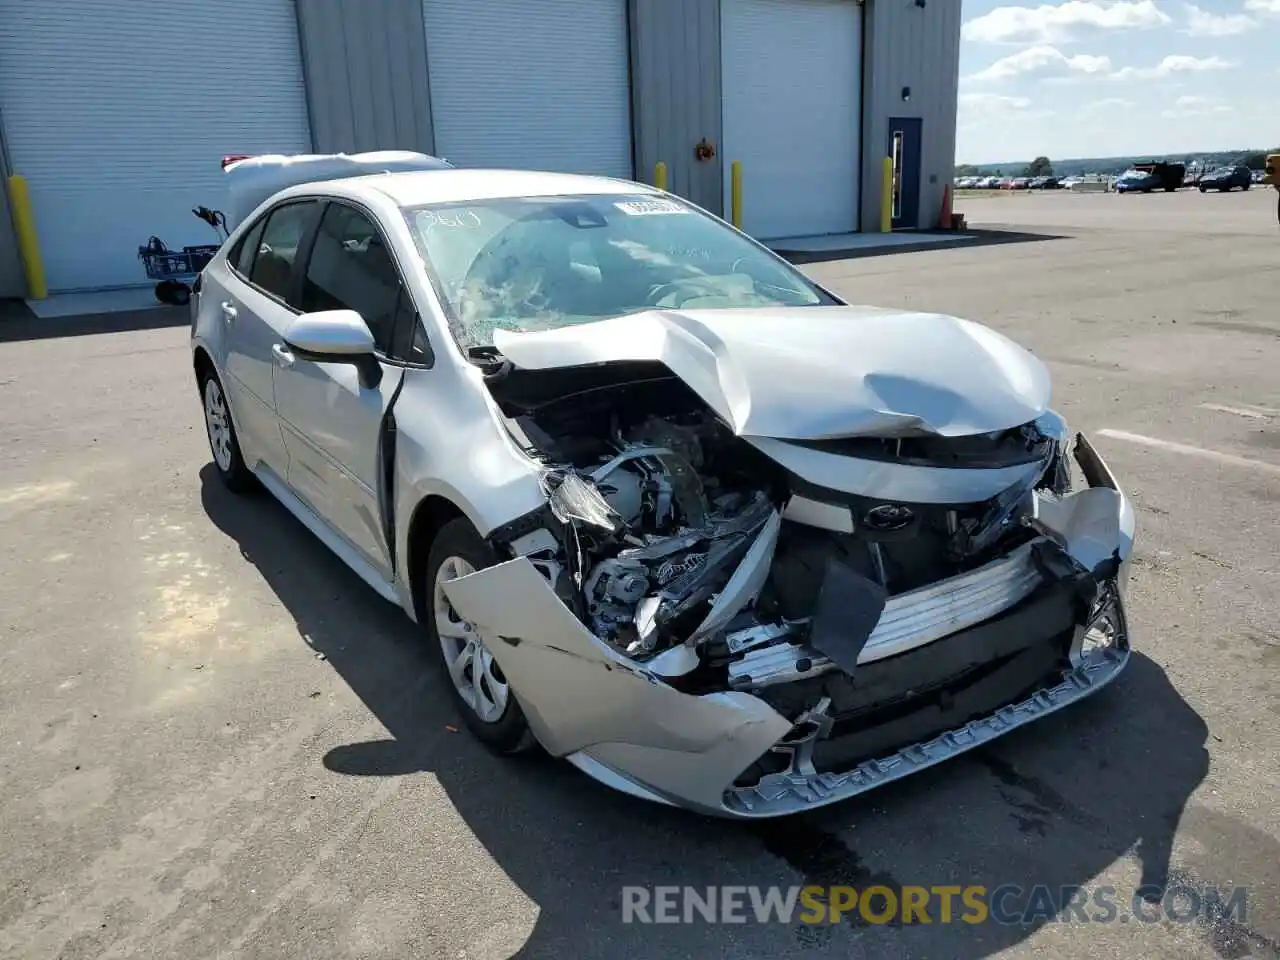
492,306,1051,440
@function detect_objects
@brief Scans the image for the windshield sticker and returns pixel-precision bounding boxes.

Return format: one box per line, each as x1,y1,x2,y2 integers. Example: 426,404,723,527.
614,199,689,217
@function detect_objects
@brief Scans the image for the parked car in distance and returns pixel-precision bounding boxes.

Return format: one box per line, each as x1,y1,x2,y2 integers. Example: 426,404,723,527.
1115,161,1185,194
1028,176,1061,190
1198,165,1252,192
1009,177,1031,190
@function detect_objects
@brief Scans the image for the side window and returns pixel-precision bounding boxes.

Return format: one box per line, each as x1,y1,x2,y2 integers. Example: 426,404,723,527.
231,217,267,276
249,201,319,302
389,289,433,365
300,204,402,354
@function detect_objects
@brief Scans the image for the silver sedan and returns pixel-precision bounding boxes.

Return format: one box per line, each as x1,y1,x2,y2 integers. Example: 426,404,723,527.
191,167,1136,818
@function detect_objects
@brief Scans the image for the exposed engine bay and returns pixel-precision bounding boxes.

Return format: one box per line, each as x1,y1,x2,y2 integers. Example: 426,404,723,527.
442,317,1134,817
483,361,1096,696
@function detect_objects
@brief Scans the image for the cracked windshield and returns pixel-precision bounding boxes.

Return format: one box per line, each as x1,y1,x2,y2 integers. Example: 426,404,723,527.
405,193,828,349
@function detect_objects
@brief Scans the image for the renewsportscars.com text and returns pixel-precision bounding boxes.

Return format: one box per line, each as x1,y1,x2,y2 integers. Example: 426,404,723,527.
621,884,1249,926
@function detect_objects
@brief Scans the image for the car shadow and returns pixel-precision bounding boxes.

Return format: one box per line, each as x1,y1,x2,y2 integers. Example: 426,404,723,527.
199,465,1263,960
777,228,1070,266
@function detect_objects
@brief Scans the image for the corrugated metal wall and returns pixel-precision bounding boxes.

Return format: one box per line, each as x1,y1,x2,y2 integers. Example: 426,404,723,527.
629,0,723,215
287,0,964,234
860,0,962,230
295,0,435,155
0,120,24,298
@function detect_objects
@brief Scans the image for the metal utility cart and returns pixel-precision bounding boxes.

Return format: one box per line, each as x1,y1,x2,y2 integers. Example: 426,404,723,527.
137,206,228,305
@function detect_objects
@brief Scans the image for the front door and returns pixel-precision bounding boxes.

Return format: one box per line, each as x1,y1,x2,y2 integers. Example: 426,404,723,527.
888,117,922,230
272,201,411,578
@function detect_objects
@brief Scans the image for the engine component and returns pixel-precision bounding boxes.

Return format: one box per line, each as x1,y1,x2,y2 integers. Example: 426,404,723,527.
583,557,652,645
581,491,775,656
625,417,708,527
594,467,646,525
588,442,707,532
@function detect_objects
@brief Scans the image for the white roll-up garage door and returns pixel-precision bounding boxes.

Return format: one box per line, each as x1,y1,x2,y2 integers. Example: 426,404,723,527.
721,0,862,239
0,0,312,292
422,0,633,179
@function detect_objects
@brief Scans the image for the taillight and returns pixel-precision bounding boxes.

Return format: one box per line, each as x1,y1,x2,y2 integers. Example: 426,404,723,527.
222,155,252,170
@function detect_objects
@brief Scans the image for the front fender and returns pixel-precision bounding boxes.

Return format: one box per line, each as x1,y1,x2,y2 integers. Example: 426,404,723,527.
441,557,793,811
390,366,548,615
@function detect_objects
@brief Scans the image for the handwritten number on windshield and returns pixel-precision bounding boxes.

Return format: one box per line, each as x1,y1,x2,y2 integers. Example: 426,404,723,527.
420,210,482,228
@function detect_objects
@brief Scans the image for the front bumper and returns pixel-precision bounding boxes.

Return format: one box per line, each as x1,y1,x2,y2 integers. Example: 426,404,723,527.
574,629,1128,818
442,432,1136,820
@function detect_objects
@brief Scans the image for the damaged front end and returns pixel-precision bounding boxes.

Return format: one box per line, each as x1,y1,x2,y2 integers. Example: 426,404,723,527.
441,363,1135,818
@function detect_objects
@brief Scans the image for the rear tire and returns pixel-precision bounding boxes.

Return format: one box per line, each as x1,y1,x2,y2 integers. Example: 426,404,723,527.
424,518,535,755
199,368,255,493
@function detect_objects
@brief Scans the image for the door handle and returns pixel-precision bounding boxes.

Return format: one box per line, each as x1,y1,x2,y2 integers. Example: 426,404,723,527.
271,343,295,368
220,301,237,323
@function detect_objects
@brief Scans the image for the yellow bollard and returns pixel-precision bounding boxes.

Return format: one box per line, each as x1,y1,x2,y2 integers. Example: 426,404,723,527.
654,161,668,192
730,160,743,230
7,175,47,299
880,157,893,233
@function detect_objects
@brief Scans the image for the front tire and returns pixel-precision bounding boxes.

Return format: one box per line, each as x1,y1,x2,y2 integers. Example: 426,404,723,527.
200,369,255,493
424,518,534,754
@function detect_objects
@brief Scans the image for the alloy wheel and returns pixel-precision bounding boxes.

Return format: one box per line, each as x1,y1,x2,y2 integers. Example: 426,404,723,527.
433,556,509,722
203,377,233,472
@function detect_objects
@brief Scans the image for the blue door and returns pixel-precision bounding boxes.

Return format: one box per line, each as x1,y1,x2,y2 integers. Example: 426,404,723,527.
888,118,922,229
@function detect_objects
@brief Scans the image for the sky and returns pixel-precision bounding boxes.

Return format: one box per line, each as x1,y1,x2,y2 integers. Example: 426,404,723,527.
956,0,1280,163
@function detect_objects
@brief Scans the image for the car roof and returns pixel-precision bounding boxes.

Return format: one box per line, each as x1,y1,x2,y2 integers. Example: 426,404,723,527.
310,168,661,208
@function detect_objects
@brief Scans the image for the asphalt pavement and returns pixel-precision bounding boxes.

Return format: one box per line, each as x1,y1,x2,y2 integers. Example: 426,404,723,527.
1,187,1277,959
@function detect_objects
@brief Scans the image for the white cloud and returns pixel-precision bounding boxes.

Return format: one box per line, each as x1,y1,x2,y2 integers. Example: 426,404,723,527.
1244,0,1280,14
1183,3,1256,35
967,48,1232,85
962,1,1171,44
1112,54,1235,79
958,92,1039,121
959,92,1033,111
967,45,1113,81
1084,96,1137,111
1160,95,1234,118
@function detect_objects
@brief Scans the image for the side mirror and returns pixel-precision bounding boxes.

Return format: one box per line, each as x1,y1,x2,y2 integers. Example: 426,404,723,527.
283,309,382,387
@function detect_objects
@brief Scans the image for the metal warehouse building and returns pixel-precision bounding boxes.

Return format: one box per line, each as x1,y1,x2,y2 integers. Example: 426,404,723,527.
0,0,961,297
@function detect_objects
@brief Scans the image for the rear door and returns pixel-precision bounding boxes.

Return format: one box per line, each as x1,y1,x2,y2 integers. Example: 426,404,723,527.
272,200,419,576
220,199,323,478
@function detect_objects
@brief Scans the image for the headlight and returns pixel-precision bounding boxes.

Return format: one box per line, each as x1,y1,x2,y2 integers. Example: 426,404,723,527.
1035,410,1072,495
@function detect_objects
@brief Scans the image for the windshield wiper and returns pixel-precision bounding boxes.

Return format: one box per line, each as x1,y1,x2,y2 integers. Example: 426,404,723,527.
467,344,511,377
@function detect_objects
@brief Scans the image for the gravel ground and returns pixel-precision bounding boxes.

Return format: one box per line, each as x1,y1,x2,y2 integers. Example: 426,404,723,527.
1,186,1276,960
